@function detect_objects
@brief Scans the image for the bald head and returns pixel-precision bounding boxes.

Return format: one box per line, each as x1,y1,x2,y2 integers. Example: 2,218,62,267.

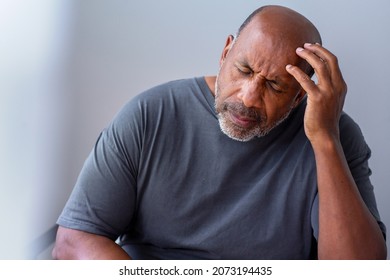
235,6,321,76
237,5,321,44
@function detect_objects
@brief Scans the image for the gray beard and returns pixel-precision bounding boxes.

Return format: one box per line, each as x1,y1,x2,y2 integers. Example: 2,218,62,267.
214,77,293,142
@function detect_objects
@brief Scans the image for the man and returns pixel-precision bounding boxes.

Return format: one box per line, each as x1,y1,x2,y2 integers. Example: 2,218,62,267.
53,5,386,259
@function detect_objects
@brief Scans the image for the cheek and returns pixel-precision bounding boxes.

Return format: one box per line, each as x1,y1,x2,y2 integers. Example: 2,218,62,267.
216,76,233,101
262,96,295,121
217,72,243,103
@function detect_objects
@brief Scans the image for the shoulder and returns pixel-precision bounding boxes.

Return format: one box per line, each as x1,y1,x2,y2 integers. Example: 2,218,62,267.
112,78,198,121
133,77,201,102
339,112,371,160
108,77,206,133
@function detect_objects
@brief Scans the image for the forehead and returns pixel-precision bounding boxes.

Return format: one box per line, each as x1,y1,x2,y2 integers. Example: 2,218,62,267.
231,34,297,86
235,17,302,66
230,16,309,83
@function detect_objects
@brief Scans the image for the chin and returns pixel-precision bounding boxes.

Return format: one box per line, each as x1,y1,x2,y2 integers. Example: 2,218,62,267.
218,116,269,142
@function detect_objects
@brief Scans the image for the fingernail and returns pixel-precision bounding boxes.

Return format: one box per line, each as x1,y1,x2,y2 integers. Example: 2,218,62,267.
304,43,312,47
286,64,293,69
297,47,304,52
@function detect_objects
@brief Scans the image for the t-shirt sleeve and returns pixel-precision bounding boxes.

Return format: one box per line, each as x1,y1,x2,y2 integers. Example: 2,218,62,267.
311,113,387,240
57,99,142,240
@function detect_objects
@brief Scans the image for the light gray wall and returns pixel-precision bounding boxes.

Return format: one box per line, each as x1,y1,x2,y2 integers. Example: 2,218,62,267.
0,0,73,258
2,0,388,258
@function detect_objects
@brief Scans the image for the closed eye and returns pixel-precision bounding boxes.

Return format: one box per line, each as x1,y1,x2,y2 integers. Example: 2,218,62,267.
235,63,253,76
267,81,284,94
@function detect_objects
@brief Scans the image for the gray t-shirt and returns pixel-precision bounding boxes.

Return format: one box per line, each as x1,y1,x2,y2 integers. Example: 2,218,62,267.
57,77,386,259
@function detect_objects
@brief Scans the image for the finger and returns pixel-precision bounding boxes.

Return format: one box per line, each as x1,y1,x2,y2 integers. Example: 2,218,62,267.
285,64,317,94
296,46,331,86
303,43,344,84
304,43,336,68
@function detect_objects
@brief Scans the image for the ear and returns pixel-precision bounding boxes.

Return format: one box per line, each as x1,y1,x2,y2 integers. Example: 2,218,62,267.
219,35,235,67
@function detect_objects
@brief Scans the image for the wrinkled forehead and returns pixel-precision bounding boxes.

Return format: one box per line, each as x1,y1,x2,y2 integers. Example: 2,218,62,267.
232,13,316,72
233,25,302,69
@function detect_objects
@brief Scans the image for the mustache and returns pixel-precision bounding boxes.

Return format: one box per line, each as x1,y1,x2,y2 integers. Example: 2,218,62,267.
222,102,263,122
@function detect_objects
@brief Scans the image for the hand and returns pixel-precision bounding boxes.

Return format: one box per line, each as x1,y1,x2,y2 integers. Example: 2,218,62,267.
286,43,347,144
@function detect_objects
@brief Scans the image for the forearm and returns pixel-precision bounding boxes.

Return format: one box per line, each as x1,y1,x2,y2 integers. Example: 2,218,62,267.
52,227,131,260
286,41,386,259
313,137,386,259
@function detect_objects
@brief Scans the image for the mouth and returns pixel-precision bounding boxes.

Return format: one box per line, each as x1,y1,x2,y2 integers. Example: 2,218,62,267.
228,111,258,128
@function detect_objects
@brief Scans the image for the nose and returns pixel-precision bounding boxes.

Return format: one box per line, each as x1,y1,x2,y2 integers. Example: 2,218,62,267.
237,81,263,108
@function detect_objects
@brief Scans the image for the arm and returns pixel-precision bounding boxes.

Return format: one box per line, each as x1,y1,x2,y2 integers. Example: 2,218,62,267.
286,43,387,259
52,226,131,260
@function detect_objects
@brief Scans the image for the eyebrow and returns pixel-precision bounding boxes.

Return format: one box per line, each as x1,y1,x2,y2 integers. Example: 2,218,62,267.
272,77,289,90
235,60,251,70
236,60,290,90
